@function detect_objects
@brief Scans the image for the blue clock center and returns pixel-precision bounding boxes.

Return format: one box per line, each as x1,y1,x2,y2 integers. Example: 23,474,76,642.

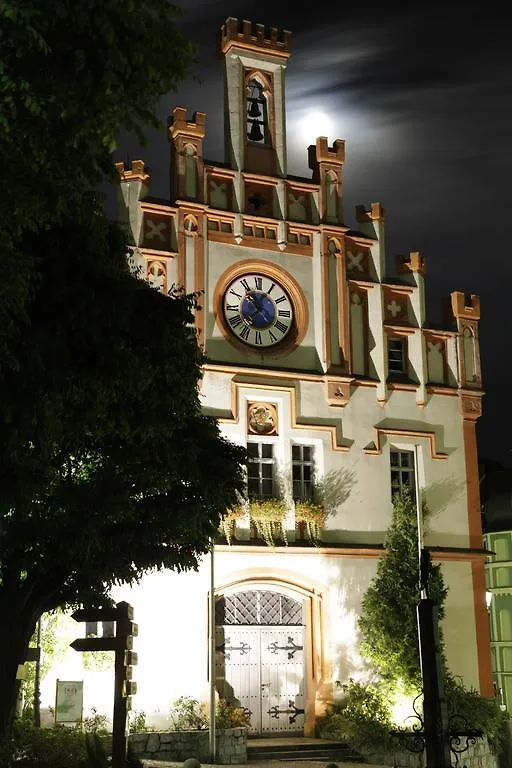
241,291,276,329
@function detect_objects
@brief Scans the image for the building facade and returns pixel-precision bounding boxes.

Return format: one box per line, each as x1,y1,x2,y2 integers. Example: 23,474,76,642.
41,18,491,735
483,470,512,712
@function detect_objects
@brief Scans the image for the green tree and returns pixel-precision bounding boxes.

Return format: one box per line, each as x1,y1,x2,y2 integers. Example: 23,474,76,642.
0,198,246,741
0,0,195,360
0,1,246,745
358,490,447,689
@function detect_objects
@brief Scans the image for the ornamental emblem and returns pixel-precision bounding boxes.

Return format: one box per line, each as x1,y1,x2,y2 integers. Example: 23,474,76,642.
247,403,278,436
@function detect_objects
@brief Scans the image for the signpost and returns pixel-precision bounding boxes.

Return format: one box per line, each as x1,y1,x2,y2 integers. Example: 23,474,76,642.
71,601,138,768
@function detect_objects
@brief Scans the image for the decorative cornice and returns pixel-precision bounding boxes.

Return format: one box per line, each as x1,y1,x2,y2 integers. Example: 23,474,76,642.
363,427,448,459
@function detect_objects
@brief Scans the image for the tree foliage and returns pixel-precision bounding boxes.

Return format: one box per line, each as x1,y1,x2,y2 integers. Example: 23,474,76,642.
0,0,246,742
0,0,194,228
0,197,246,739
358,490,447,688
0,0,195,359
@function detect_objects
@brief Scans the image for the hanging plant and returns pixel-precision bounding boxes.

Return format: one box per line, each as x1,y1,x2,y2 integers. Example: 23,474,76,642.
294,500,326,544
220,504,246,544
249,498,288,546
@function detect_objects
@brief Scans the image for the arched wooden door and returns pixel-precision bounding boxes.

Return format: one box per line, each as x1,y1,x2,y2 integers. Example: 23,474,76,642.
215,589,305,735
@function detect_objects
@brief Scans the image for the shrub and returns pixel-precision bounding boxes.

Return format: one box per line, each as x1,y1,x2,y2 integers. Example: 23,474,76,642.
128,710,150,734
169,696,208,731
216,699,251,729
317,679,395,754
444,676,509,754
9,717,89,768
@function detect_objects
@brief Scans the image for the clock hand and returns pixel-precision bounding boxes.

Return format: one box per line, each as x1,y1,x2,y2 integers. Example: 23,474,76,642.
245,292,261,320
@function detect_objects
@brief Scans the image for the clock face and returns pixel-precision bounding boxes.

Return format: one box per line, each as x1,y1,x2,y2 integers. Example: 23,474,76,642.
222,273,294,348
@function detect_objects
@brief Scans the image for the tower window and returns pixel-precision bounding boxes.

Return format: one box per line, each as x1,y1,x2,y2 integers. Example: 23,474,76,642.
390,450,415,497
292,444,314,500
246,80,268,145
247,442,275,499
388,337,406,375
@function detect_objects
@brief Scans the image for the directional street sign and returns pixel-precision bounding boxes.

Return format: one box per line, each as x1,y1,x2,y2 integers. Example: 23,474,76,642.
71,607,122,623
69,637,118,652
70,601,137,768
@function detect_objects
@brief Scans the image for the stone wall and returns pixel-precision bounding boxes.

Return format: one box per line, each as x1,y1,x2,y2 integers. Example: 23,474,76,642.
128,727,247,765
363,736,499,768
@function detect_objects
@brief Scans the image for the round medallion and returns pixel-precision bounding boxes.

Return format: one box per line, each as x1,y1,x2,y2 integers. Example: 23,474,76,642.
222,272,294,348
248,403,277,435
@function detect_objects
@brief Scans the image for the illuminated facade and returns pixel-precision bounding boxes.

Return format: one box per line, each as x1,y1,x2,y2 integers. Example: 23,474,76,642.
42,18,491,734
483,470,512,712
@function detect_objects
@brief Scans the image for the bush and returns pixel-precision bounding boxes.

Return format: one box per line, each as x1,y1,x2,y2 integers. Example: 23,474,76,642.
9,717,89,768
169,696,208,731
444,676,509,754
215,700,251,729
128,710,151,734
0,710,145,768
317,679,395,753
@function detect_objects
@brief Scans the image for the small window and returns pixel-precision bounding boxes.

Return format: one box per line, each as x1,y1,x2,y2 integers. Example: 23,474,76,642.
390,450,415,497
388,337,406,375
248,442,275,499
292,444,314,500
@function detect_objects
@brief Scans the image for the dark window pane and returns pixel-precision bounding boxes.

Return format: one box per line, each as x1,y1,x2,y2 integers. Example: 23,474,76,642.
248,443,259,457
248,478,259,496
261,444,273,459
303,446,312,461
262,479,273,496
262,463,273,478
303,465,311,481
292,464,301,481
292,445,301,460
390,452,399,466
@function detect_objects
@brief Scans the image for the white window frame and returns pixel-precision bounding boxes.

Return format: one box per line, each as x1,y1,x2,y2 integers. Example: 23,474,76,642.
247,440,277,499
390,448,416,497
291,443,315,500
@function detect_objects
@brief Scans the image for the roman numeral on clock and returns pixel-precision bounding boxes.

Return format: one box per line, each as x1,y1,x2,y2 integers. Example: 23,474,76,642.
254,276,263,290
278,310,291,318
240,278,250,292
255,331,262,345
239,325,251,341
274,320,288,334
275,295,287,304
228,315,242,329
226,303,238,312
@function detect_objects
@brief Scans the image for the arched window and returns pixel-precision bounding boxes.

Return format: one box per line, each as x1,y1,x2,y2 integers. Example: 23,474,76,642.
246,79,268,145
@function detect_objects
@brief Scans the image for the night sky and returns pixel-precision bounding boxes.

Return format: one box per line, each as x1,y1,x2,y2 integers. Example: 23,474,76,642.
116,1,512,468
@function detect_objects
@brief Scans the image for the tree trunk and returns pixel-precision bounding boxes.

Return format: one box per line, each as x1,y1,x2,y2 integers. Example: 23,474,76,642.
0,595,38,740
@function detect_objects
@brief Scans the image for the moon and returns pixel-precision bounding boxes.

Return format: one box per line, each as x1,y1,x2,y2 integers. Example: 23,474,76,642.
299,110,333,143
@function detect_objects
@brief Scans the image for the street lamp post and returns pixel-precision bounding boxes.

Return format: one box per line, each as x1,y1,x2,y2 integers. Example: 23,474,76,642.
209,539,216,764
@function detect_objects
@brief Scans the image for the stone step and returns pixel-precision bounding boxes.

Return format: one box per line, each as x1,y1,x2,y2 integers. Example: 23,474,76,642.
247,741,363,762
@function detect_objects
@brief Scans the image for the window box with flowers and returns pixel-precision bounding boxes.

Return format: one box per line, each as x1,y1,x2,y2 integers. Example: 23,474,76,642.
249,498,288,546
294,499,326,544
220,504,247,544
